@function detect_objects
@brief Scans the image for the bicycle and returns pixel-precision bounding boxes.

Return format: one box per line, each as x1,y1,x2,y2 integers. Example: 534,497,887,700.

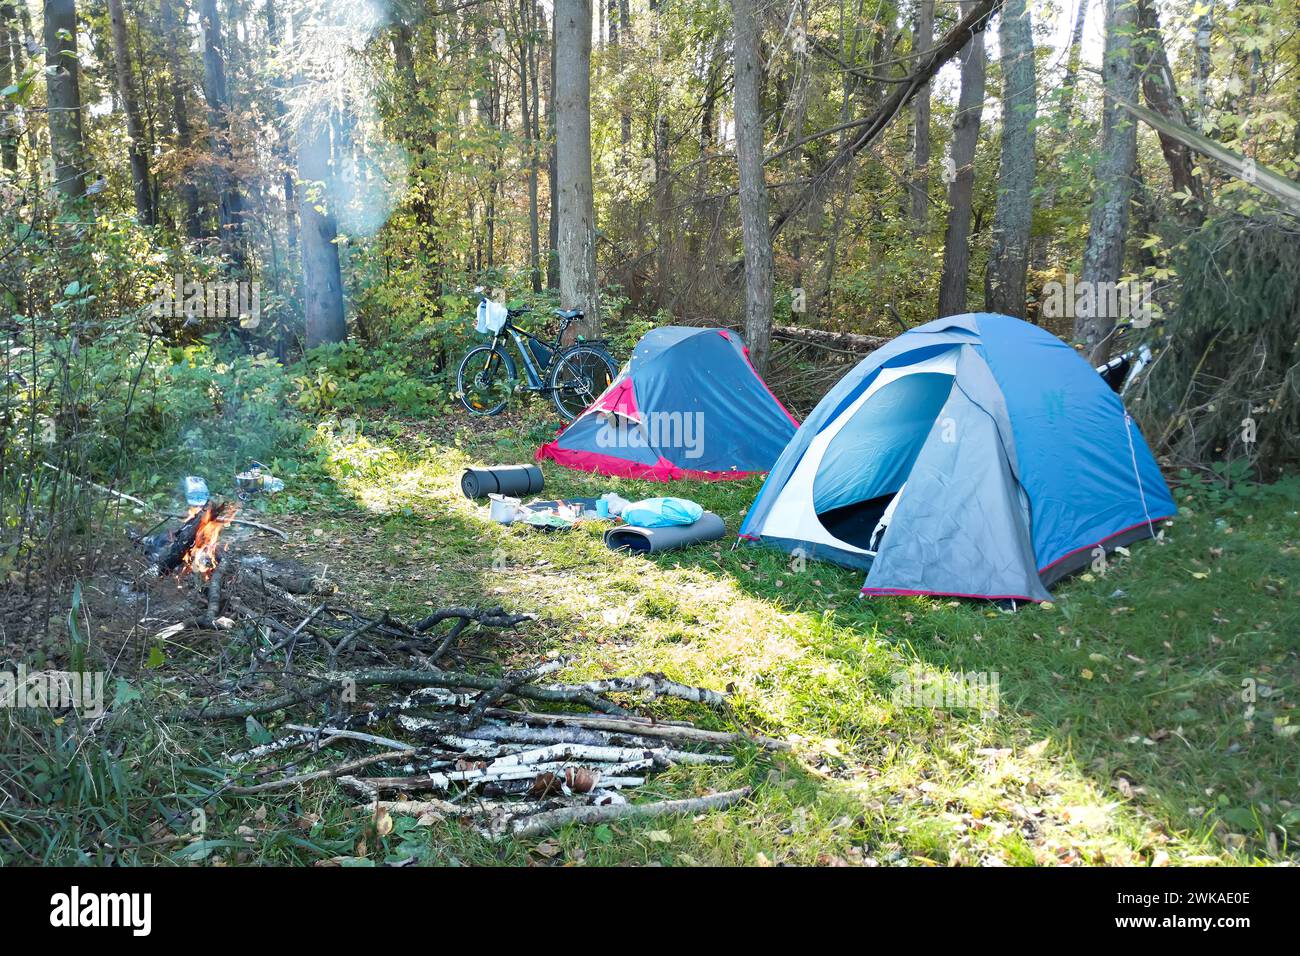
456,299,619,421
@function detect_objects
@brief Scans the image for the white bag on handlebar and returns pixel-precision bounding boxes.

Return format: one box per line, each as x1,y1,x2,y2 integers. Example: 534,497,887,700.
476,299,509,334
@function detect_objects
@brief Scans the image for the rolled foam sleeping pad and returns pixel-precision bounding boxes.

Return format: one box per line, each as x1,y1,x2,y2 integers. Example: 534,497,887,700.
604,511,726,555
461,464,544,499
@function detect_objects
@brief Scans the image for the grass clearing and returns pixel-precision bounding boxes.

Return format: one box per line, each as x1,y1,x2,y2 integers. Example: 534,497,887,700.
2,404,1297,866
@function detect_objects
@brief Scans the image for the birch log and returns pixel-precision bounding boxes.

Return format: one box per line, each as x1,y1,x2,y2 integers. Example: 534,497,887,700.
508,787,752,838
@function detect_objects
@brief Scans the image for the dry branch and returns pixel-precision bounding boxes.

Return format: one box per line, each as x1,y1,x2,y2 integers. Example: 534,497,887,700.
773,325,891,354
223,749,411,795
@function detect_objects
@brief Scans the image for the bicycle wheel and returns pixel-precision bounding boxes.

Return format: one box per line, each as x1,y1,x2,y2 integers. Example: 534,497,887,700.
549,345,618,421
456,344,517,416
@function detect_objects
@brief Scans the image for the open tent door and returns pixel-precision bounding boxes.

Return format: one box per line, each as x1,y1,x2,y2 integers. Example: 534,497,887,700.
863,384,1049,602
757,348,959,567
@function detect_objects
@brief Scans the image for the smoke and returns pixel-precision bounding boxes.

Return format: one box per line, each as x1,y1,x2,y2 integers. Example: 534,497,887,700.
282,0,410,239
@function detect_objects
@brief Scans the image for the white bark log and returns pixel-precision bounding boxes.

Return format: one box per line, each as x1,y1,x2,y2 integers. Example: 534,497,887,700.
508,787,752,838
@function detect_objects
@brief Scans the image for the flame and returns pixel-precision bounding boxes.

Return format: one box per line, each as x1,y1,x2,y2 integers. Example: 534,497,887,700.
182,503,236,578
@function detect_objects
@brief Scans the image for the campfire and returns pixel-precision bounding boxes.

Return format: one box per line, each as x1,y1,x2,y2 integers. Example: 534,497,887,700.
143,500,237,579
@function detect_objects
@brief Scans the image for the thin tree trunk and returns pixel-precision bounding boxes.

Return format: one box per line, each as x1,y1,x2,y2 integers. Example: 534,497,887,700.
554,0,599,337
937,0,986,317
618,0,630,152
1031,0,1087,272
546,6,559,289
0,3,17,172
13,0,34,160
908,0,934,233
1135,0,1202,219
1059,0,1088,116
107,0,154,224
654,112,672,309
199,0,245,267
1078,0,1139,364
984,0,1036,316
43,0,87,199
522,0,542,292
1194,5,1212,126
298,119,345,348
267,0,298,249
733,0,773,373
161,0,202,237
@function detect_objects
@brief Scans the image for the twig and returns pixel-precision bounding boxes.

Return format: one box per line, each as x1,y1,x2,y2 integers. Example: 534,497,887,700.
281,723,414,752
460,657,569,729
223,749,410,795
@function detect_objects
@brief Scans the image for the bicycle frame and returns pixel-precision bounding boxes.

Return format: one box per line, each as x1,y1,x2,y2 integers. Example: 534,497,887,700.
486,321,560,390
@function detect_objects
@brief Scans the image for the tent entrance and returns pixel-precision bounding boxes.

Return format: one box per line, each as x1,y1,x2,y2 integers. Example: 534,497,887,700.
752,347,960,560
815,492,897,552
810,369,957,551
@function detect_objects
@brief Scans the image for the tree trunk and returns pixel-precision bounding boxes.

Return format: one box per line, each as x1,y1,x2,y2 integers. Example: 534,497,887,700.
160,0,202,238
1059,0,1088,116
43,0,87,199
984,0,1036,316
0,3,17,172
522,0,542,292
297,120,345,348
1135,0,1202,219
267,0,298,249
733,0,773,373
553,0,599,338
1078,0,1139,365
937,0,986,317
106,0,154,224
653,112,673,309
199,0,245,267
618,0,630,152
908,0,934,233
546,6,559,289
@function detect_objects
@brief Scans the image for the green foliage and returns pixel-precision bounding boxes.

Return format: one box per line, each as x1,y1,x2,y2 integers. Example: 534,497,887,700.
293,341,447,416
1134,214,1300,477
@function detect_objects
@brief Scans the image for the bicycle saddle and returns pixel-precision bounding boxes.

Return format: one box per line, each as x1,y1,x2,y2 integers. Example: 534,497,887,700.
554,308,584,320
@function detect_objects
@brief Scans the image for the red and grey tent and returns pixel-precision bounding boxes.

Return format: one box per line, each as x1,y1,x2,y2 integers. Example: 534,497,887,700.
536,327,798,481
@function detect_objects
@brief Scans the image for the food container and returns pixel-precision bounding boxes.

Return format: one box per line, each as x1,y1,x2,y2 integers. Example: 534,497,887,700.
489,494,520,524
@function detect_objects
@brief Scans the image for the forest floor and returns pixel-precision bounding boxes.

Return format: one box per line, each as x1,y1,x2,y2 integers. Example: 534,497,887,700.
5,404,1299,866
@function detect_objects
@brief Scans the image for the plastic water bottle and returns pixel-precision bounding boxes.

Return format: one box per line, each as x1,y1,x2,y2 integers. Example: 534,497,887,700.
183,476,209,507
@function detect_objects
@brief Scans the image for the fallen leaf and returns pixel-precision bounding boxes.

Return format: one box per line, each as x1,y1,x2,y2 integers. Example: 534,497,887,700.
533,839,563,858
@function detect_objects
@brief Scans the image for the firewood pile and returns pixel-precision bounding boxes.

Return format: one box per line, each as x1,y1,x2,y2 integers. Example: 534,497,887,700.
151,503,776,839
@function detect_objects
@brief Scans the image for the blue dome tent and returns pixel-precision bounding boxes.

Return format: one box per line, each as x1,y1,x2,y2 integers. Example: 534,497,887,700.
538,327,798,480
738,313,1176,602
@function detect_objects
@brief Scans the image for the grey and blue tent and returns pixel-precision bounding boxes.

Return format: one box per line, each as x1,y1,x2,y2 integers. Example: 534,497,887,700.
738,313,1176,602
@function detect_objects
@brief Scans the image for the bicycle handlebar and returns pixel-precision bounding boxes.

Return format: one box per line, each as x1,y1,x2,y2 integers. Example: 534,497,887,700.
479,296,583,324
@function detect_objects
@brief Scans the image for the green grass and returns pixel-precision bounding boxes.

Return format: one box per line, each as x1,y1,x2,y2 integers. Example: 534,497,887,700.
3,401,1297,866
